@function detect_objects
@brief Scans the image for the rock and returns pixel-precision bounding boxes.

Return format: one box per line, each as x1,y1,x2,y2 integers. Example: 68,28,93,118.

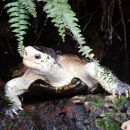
0,94,129,130
121,120,130,130
125,101,130,110
127,109,130,116
84,118,93,125
84,101,92,112
115,113,127,123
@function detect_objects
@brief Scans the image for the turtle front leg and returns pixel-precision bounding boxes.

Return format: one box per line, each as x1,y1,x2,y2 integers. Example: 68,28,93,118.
85,62,130,97
4,77,28,118
4,69,45,118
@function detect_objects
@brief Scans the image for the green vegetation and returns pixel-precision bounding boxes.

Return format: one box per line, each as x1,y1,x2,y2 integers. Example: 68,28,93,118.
96,117,119,130
86,95,128,130
112,95,127,107
5,1,30,56
5,0,95,60
91,98,104,109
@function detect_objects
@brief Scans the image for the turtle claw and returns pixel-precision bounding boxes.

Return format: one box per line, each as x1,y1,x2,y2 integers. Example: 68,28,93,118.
118,92,121,99
114,82,130,98
12,109,18,115
18,107,23,111
5,105,23,119
125,90,129,98
5,108,15,119
112,91,116,97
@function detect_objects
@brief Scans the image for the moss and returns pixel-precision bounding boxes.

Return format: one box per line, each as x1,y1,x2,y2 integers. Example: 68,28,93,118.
96,117,119,130
91,98,104,109
112,96,127,107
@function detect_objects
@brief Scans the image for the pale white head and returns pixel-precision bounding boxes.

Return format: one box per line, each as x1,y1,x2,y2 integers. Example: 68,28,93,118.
23,46,56,73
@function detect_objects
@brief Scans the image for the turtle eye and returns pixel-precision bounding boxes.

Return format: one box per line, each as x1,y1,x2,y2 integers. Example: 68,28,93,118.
47,55,51,59
34,54,41,59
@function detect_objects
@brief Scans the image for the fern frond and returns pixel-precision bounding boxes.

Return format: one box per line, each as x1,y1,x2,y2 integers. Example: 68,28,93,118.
43,0,96,61
43,0,66,41
19,0,37,17
5,1,30,56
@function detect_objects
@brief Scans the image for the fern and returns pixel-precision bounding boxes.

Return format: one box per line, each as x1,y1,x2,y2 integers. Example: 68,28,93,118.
43,0,66,41
43,0,96,61
19,0,36,17
5,1,30,56
5,0,96,60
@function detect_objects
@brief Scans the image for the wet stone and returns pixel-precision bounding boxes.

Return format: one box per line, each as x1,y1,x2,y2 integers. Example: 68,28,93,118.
125,101,130,110
127,109,130,116
84,101,92,112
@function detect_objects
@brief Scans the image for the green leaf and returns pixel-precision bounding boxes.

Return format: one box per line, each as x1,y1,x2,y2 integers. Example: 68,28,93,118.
7,7,19,14
42,0,96,61
5,1,30,56
19,0,37,17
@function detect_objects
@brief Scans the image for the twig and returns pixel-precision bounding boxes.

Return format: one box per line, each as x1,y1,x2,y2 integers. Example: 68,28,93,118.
100,0,115,45
117,0,127,56
35,17,48,44
83,6,100,31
